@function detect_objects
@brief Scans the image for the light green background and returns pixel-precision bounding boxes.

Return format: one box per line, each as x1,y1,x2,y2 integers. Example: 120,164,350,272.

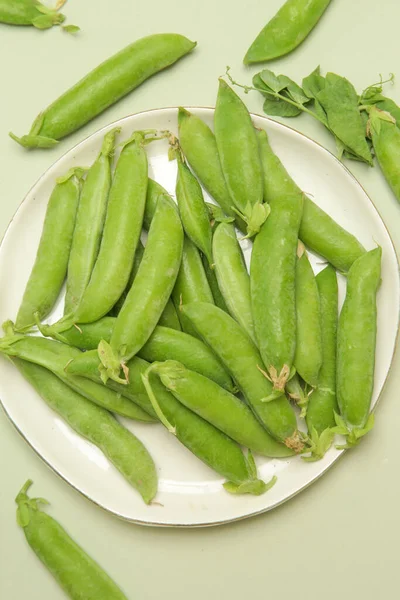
1,0,399,597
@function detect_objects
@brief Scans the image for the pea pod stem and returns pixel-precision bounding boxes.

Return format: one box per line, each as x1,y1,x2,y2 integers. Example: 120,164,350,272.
141,364,177,434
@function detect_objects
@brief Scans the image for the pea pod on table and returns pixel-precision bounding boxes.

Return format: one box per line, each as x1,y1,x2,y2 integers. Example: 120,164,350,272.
103,195,183,383
10,34,197,148
0,0,67,29
244,0,333,64
65,128,119,314
335,247,382,447
16,479,129,599
257,128,366,272
14,360,157,503
181,302,302,452
15,167,84,330
367,106,400,203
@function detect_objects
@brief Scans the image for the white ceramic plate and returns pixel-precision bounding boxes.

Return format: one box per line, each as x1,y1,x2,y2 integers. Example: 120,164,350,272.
0,108,398,527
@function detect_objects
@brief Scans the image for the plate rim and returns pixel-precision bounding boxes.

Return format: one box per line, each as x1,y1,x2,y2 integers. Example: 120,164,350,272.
1,106,399,528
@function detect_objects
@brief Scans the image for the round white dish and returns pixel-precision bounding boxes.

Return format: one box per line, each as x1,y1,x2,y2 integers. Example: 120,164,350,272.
0,107,398,527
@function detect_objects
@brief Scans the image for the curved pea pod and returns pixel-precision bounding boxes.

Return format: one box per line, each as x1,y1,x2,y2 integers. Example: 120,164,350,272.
0,335,155,421
65,128,119,315
244,0,332,64
157,299,182,330
215,80,266,235
335,247,381,446
105,195,183,381
65,323,234,393
257,129,365,272
10,34,197,148
15,167,84,330
0,0,66,29
181,302,301,452
172,236,214,336
177,108,246,233
14,361,157,504
213,222,256,344
251,190,303,392
143,178,169,230
367,106,400,203
149,360,292,458
294,244,322,387
303,266,338,459
49,316,116,350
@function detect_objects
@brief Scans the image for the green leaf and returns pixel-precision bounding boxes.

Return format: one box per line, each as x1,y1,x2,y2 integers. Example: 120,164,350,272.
32,14,57,29
63,24,80,34
9,132,58,149
97,340,126,385
316,73,373,165
263,96,302,117
244,202,270,238
302,66,326,99
246,450,257,480
224,476,277,496
206,203,234,224
258,69,283,93
278,75,310,105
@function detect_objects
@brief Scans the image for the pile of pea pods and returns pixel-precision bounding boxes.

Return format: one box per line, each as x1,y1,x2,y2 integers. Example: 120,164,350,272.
0,77,381,506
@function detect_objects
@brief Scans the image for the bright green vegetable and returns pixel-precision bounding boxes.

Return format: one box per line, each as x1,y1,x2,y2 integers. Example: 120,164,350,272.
244,0,332,64
10,34,197,148
293,243,322,387
212,222,256,344
0,0,67,29
181,302,302,452
335,247,381,446
201,254,230,313
257,128,365,272
65,129,119,314
103,195,183,382
14,361,157,503
148,360,293,458
367,106,400,203
15,168,84,330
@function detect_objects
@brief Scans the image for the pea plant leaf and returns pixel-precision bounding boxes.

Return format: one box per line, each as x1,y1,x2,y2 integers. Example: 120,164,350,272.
263,96,302,117
257,69,284,93
302,66,326,99
316,73,373,165
278,75,310,105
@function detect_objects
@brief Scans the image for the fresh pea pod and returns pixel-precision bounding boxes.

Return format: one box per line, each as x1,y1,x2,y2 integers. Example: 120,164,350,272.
215,80,266,235
10,34,196,148
157,298,182,330
244,0,332,64
65,129,119,314
177,108,246,232
335,247,381,446
213,222,256,344
104,195,183,382
0,334,155,420
148,360,293,458
306,265,338,441
201,254,229,313
15,168,84,330
143,178,169,230
67,353,271,494
14,361,157,503
16,480,130,598
251,188,303,391
257,129,365,272
293,243,322,387
181,302,302,452
367,106,400,202
172,236,214,335
0,0,66,29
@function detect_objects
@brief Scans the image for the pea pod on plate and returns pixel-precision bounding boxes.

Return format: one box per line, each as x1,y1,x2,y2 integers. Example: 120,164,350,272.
10,34,197,148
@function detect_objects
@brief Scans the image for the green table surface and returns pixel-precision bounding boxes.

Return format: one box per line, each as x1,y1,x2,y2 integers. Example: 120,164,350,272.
1,1,399,598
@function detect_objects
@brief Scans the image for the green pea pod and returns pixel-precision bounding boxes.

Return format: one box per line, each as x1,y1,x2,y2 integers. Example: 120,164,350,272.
294,243,322,387
214,80,265,234
0,335,155,421
157,299,182,330
257,129,366,272
174,153,213,264
10,34,196,148
15,167,84,330
251,189,303,391
213,222,256,344
52,317,116,350
65,128,119,315
172,236,214,336
244,0,332,64
15,480,131,597
336,247,381,445
150,360,292,458
306,265,338,436
177,108,246,233
367,106,400,202
67,353,270,493
181,302,302,452
105,195,183,380
201,254,229,313
65,323,234,392
0,0,66,28
14,361,157,504
143,178,169,230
